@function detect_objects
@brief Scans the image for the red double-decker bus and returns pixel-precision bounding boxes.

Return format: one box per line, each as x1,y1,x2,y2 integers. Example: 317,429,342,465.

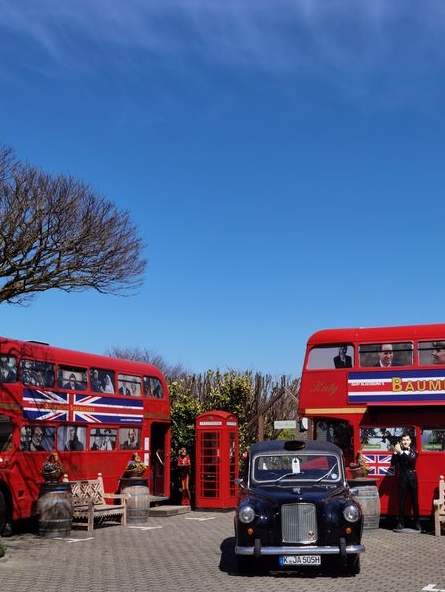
0,335,171,534
298,323,445,521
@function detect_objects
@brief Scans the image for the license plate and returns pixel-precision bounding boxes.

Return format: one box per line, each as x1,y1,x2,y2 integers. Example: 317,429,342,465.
279,555,321,566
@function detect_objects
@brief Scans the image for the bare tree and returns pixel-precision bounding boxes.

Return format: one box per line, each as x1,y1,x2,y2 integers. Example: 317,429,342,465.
108,346,190,381
0,142,147,305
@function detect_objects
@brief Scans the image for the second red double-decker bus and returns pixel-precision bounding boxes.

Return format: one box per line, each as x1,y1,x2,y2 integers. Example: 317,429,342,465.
0,335,171,534
298,323,445,523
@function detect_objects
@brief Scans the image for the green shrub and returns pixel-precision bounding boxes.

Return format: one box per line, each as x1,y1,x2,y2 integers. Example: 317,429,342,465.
0,540,5,558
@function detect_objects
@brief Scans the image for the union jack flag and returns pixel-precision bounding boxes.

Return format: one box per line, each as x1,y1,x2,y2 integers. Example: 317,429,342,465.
362,453,395,476
22,388,143,424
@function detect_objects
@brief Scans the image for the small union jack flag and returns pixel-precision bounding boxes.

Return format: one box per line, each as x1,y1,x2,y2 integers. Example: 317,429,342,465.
362,453,395,476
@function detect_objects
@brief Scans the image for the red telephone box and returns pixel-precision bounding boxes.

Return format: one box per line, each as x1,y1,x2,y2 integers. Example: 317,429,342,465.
195,411,238,510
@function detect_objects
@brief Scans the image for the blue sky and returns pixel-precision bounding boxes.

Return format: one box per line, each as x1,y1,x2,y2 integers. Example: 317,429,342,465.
0,1,445,378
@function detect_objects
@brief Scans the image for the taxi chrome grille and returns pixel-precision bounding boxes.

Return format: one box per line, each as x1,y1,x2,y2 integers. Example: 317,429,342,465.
281,503,317,544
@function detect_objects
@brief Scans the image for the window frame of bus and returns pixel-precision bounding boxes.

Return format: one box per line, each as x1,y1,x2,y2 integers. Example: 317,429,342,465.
117,374,141,396
306,345,354,369
118,427,141,450
358,343,413,367
143,376,164,398
0,356,17,383
421,426,445,451
315,420,354,456
58,366,88,391
57,425,87,451
359,426,415,452
418,340,445,365
21,359,55,387
20,425,56,452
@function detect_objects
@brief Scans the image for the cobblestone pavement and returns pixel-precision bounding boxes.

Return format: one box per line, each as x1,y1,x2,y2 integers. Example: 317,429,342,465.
2,513,445,592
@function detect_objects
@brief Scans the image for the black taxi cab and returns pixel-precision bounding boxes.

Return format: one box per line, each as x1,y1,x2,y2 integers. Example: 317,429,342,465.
234,439,365,575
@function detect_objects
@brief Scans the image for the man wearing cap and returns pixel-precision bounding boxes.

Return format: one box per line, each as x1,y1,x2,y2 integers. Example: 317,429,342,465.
101,429,115,450
432,342,445,365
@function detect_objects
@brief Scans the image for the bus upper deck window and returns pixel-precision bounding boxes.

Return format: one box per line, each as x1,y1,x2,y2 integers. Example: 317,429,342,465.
419,341,445,366
307,345,354,369
117,374,141,396
58,367,88,391
359,343,413,367
21,360,54,387
0,356,17,383
143,376,164,398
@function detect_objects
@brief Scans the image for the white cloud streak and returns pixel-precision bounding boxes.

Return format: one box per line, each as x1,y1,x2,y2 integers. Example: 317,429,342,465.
1,0,445,104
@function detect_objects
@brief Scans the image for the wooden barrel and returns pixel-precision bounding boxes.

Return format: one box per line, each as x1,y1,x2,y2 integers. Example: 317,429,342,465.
37,482,73,538
349,479,381,529
120,477,151,525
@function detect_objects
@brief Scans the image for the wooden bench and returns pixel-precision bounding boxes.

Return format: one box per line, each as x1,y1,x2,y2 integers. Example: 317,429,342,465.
71,473,128,532
434,475,445,536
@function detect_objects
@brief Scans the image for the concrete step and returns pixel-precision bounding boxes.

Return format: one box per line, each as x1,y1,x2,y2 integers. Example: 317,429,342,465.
149,504,191,517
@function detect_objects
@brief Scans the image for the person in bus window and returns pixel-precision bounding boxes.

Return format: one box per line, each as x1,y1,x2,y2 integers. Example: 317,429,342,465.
64,426,84,451
333,346,352,368
391,433,421,531
63,373,83,390
90,429,103,450
152,380,162,398
432,342,445,365
29,426,46,451
22,360,41,386
103,374,114,393
374,344,403,368
119,381,131,395
90,369,104,392
122,428,139,450
0,357,16,382
101,429,115,450
34,370,46,387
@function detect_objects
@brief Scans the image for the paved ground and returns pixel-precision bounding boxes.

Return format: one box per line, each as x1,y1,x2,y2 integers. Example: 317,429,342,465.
2,513,445,592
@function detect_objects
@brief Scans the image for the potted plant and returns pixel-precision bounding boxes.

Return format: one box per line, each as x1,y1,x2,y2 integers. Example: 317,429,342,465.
123,452,146,478
41,452,64,482
349,451,370,478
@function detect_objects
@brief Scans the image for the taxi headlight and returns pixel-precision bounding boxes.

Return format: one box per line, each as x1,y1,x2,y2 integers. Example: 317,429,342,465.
238,504,256,524
343,504,360,523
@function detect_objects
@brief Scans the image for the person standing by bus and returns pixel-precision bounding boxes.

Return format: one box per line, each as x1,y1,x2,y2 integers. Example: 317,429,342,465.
391,432,421,531
177,447,191,506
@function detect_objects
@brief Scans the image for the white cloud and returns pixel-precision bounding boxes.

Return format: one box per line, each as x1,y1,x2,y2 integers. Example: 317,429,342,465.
1,0,445,104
